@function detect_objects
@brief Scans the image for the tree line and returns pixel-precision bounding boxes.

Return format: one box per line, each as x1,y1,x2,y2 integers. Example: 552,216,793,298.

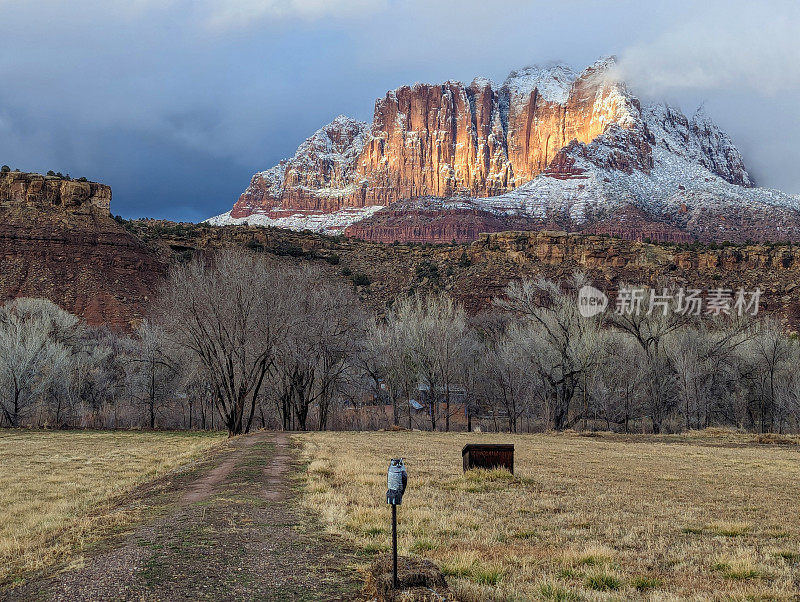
1,250,799,435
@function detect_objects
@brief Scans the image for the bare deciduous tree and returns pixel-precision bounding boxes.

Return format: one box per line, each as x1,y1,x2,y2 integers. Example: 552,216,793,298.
497,274,602,430
386,293,469,431
153,250,290,436
272,265,365,431
126,321,181,429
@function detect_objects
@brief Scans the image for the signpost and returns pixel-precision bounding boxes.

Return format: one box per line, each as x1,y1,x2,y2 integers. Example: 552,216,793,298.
386,458,407,589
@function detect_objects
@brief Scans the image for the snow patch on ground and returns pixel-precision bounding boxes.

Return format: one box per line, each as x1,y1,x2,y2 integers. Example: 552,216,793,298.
205,205,385,233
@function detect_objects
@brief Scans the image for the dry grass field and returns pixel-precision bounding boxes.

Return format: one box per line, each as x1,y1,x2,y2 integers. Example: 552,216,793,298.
0,430,225,587
294,430,800,601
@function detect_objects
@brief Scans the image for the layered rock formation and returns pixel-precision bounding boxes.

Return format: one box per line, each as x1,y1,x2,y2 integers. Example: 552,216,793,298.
342,87,797,244
345,200,697,244
0,171,111,214
0,172,165,328
8,190,800,331
213,56,800,244
344,198,540,244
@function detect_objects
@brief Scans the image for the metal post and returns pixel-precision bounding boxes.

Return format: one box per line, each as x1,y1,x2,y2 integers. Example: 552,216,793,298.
387,457,406,590
392,503,398,589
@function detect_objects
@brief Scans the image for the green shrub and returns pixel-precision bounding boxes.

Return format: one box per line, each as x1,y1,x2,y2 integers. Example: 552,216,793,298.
415,260,439,281
351,273,371,287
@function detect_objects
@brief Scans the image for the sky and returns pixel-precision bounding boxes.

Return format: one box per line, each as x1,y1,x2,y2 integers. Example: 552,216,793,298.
0,0,797,221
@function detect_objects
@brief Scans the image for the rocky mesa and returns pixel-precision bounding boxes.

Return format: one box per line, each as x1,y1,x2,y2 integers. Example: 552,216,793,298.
224,58,650,219
0,171,111,214
0,171,165,329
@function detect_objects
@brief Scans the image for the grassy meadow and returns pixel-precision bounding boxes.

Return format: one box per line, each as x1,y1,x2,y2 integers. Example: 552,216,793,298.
294,430,800,600
0,430,225,586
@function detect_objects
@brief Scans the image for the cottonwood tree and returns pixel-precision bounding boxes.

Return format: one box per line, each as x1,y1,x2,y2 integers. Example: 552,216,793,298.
370,307,426,429
599,332,646,432
743,318,792,433
6,297,83,346
272,265,365,431
774,342,800,433
362,320,399,426
480,324,539,432
91,329,138,428
126,321,181,429
386,293,470,431
179,360,217,429
667,318,751,430
496,274,602,431
153,250,291,436
45,348,104,427
0,299,74,426
608,285,693,432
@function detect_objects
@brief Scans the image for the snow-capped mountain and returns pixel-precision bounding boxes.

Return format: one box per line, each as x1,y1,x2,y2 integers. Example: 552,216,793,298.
208,57,800,243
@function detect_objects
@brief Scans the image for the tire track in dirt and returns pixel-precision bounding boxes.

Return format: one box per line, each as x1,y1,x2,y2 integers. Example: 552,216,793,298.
262,432,290,502
182,435,261,504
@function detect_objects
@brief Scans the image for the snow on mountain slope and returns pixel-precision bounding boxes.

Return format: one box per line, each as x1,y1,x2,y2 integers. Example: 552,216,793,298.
230,115,370,218
645,104,753,187
503,62,577,104
449,105,800,241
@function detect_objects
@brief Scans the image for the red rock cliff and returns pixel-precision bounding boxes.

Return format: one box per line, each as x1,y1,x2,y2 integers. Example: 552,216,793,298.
0,171,111,214
231,58,644,216
0,171,165,329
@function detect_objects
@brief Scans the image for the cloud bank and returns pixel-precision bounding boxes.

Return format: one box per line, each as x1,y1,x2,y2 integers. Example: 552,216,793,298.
619,1,800,95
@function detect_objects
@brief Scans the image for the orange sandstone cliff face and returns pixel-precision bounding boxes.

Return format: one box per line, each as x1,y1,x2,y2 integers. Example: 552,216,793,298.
230,59,640,217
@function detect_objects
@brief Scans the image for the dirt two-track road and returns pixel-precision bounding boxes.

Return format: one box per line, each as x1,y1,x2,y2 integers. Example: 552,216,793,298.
6,433,360,601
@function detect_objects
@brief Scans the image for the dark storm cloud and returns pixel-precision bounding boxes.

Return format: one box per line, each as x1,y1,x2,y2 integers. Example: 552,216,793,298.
0,0,796,220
